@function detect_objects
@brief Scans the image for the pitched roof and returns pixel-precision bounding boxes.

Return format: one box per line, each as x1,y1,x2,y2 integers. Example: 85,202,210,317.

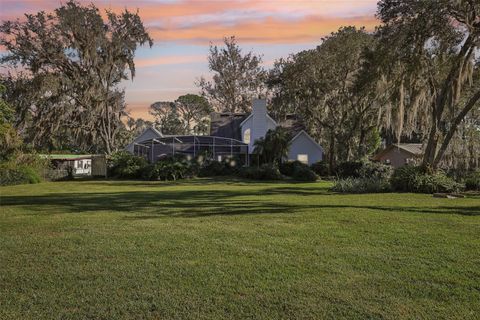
290,130,323,151
40,154,92,161
372,143,423,161
209,112,248,140
396,143,423,155
278,115,306,137
239,113,278,127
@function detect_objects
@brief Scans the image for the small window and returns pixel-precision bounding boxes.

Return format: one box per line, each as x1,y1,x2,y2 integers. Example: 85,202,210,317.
243,128,251,144
297,154,308,164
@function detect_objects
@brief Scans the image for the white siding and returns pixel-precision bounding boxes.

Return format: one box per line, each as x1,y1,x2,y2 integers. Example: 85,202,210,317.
288,132,323,165
241,99,277,153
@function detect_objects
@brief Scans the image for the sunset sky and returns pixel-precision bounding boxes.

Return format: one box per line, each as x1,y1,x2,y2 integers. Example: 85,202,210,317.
0,0,379,119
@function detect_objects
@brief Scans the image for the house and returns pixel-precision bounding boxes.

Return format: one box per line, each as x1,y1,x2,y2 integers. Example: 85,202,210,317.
210,99,323,165
125,127,163,155
372,143,423,168
127,99,323,165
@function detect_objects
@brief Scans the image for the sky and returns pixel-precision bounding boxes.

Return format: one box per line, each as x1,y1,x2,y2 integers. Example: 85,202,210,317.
0,0,379,119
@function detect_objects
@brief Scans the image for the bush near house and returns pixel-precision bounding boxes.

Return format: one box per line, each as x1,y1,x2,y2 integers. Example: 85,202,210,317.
141,156,194,181
239,164,283,180
198,158,239,177
279,161,307,176
337,160,392,180
279,161,318,181
332,160,392,193
108,151,148,179
465,171,480,191
331,177,392,193
390,165,463,194
310,161,330,177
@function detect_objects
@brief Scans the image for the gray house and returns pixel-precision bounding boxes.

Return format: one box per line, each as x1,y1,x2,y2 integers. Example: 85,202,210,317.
210,99,323,165
127,99,323,165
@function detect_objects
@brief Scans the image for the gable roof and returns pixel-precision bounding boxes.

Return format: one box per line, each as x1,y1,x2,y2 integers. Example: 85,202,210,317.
239,113,278,127
125,127,163,151
210,112,248,140
210,111,311,141
290,130,323,151
372,143,423,160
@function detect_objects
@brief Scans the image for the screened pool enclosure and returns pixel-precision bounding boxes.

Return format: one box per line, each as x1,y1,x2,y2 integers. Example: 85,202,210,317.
132,135,249,164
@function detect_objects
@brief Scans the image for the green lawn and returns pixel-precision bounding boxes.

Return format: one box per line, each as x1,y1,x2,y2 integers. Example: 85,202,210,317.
1,179,479,319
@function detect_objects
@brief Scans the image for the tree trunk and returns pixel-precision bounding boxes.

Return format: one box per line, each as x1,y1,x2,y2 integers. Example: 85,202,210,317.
328,132,335,175
432,89,480,170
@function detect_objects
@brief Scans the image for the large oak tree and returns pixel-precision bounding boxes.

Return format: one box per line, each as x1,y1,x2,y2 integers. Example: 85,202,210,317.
375,0,480,171
0,0,152,153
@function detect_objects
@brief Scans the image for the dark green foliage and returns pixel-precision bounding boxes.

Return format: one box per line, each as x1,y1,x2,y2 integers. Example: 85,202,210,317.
465,171,480,191
333,160,392,193
279,161,308,176
338,160,392,180
331,177,391,193
391,166,462,194
0,153,47,186
337,161,364,178
358,161,393,180
0,164,41,186
253,127,291,165
198,160,238,177
280,161,317,181
141,157,193,181
108,152,148,179
310,161,330,177
292,166,318,182
239,164,283,180
390,166,423,192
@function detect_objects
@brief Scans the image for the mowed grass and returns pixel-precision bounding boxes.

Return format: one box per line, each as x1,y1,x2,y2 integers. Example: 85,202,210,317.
0,179,479,320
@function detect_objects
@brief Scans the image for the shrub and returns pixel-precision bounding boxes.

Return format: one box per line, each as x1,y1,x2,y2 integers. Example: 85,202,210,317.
337,160,392,180
331,177,391,193
141,155,193,181
337,161,364,178
292,165,318,182
0,152,48,186
199,161,228,177
279,160,308,177
465,171,480,191
310,161,330,177
108,151,148,179
358,161,392,180
391,165,462,193
239,164,282,180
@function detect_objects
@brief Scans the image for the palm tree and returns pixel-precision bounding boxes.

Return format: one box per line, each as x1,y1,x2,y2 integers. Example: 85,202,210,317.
253,127,291,165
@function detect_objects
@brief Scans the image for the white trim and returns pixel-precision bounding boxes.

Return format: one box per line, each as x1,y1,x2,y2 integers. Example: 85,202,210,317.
290,130,323,151
239,113,278,128
149,127,164,137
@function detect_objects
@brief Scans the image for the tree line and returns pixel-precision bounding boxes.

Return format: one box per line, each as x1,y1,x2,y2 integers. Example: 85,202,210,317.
1,0,479,174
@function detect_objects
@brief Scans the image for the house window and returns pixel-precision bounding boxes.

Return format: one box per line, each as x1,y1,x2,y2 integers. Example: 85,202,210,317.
297,154,309,164
243,128,251,144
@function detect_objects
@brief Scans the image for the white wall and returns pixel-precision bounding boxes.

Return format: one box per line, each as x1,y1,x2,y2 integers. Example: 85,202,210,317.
288,132,323,165
242,99,277,153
